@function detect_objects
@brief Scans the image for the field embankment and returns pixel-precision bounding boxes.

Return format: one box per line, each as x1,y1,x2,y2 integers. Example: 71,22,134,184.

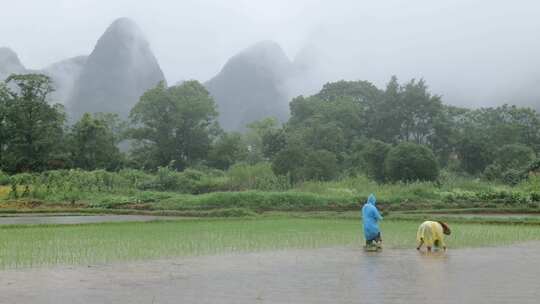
1,168,539,217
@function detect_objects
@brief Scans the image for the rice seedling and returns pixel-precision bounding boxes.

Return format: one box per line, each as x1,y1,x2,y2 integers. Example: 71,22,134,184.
1,218,540,269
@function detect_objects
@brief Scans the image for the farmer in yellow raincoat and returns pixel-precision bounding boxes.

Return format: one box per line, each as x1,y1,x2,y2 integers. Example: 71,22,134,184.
416,221,451,252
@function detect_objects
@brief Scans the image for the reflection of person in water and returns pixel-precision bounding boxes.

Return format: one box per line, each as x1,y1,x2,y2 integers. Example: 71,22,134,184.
416,221,451,252
362,194,383,247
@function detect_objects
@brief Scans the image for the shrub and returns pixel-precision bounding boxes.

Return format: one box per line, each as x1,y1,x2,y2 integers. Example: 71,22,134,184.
155,166,181,191
456,137,493,175
501,169,527,186
483,163,503,181
527,159,540,175
361,140,391,182
226,163,290,191
176,169,219,194
384,142,439,182
484,144,536,182
302,150,338,181
156,191,357,212
206,133,248,170
272,146,306,183
139,167,226,194
517,174,540,192
495,144,536,171
0,171,9,185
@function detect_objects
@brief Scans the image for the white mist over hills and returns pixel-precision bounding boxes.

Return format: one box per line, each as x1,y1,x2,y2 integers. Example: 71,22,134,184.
0,18,314,128
42,56,88,105
1,0,540,126
0,47,26,78
206,41,297,130
68,18,165,120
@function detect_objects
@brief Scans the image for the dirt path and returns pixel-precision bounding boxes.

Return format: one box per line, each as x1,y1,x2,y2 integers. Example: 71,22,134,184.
2,243,540,304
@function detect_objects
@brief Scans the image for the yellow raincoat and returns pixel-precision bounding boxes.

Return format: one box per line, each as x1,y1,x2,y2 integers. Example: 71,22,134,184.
416,221,446,248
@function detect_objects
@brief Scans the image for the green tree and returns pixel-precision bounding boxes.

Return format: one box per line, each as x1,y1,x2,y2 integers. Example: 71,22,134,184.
370,76,402,142
456,105,540,160
315,80,383,141
361,140,391,182
0,82,9,166
207,132,248,170
1,74,65,172
128,81,219,170
302,149,338,181
271,145,306,183
244,117,280,163
262,128,287,159
396,79,443,143
384,142,439,182
495,144,536,170
484,144,536,182
285,77,450,165
289,93,366,151
69,113,123,170
456,136,494,175
430,105,466,166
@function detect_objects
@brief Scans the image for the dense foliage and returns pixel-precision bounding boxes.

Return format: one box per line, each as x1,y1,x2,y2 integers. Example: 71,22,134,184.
128,81,219,170
384,142,439,182
0,73,538,186
68,113,124,170
0,74,65,172
2,168,539,215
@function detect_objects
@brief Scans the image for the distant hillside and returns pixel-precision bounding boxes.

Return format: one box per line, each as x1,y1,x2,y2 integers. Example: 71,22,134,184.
68,18,165,119
0,47,26,80
206,41,296,130
42,56,87,104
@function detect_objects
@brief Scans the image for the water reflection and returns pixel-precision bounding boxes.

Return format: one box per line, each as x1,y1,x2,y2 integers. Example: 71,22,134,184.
1,244,540,304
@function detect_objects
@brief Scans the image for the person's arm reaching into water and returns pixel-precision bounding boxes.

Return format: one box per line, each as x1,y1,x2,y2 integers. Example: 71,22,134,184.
416,239,424,250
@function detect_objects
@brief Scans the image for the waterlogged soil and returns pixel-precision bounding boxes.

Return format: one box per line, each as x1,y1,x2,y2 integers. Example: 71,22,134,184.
418,213,540,219
2,243,540,304
0,215,183,226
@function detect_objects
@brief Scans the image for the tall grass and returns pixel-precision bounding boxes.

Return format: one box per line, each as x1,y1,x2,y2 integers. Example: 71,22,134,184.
2,167,539,213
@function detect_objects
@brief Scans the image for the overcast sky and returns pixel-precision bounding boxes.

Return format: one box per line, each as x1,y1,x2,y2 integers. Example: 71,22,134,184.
1,0,539,107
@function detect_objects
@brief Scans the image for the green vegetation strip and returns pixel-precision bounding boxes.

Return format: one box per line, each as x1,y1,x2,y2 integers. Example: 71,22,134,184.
2,218,540,269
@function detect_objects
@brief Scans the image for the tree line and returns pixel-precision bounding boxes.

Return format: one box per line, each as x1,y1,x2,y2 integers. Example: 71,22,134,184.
1,73,538,184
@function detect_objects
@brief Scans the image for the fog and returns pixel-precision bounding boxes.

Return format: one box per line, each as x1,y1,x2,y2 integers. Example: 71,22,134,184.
1,0,539,108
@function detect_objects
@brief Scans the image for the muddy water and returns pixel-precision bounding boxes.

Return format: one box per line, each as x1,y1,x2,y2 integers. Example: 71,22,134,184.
2,244,540,304
421,213,540,219
0,215,183,226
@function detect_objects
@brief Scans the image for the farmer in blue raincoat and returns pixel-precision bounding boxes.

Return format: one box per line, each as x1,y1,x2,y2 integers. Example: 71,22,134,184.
362,194,383,247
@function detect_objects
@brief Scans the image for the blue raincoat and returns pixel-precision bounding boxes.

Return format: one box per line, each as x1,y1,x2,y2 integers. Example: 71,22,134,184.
361,194,383,241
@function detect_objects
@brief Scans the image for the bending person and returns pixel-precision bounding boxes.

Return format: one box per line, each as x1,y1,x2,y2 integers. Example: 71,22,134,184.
416,221,451,252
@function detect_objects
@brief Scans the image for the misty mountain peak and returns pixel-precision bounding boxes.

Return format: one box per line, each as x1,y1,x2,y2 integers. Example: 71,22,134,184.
102,18,146,47
0,47,26,79
241,40,287,60
68,18,165,119
108,17,139,32
223,41,292,78
43,56,88,104
206,41,295,130
0,47,22,65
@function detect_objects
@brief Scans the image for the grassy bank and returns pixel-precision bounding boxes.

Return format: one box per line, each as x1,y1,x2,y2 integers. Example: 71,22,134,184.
2,218,540,269
1,168,539,215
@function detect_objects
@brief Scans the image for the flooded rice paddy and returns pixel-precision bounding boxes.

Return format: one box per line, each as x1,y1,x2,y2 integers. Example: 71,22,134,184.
1,243,539,303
